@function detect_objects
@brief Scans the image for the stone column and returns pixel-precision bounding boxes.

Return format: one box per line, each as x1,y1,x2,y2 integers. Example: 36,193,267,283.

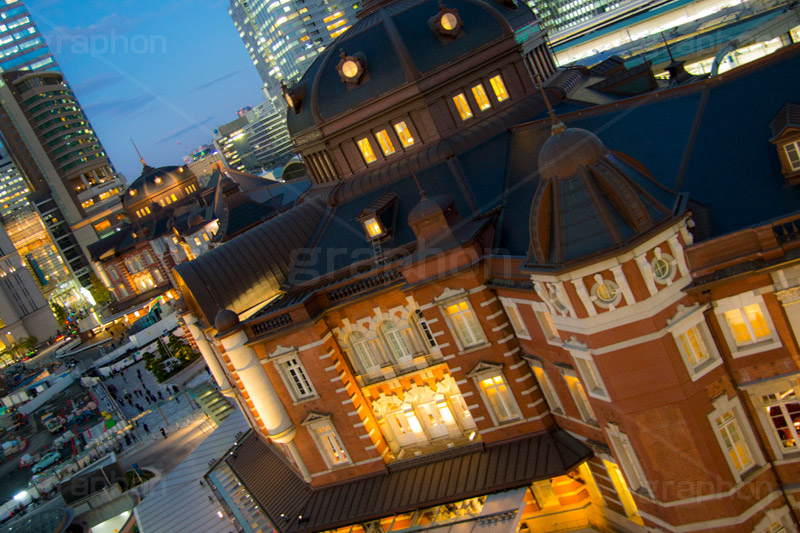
777,287,800,344
216,309,296,444
182,312,232,395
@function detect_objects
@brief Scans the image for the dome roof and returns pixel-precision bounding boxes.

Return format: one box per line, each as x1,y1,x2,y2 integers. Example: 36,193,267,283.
286,0,536,135
538,127,608,180
214,309,240,333
528,126,677,268
123,165,193,210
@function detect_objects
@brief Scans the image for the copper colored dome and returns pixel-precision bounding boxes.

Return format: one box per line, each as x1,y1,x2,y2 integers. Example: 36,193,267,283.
538,128,608,180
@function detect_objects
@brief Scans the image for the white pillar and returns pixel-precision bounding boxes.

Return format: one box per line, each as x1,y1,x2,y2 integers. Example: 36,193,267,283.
219,319,296,444
182,313,232,394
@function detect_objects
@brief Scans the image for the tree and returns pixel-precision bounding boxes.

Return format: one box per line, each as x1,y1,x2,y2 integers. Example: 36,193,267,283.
19,336,37,355
51,303,68,326
88,273,112,306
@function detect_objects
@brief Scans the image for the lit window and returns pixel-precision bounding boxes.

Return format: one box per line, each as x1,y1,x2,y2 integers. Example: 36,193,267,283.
471,84,491,111
529,359,562,414
489,75,509,102
606,423,650,496
724,304,771,346
357,138,377,164
715,293,780,357
785,141,800,171
678,326,710,367
715,410,755,474
761,389,800,452
393,121,415,147
445,300,485,349
379,321,412,363
362,216,384,239
374,130,395,156
194,237,201,246
604,460,640,520
452,93,473,121
94,220,111,232
305,418,350,468
563,372,596,423
171,193,177,202
478,374,521,423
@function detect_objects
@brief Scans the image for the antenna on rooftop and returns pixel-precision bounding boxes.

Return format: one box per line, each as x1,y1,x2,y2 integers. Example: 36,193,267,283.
534,73,566,135
660,31,676,63
408,162,426,200
131,139,149,169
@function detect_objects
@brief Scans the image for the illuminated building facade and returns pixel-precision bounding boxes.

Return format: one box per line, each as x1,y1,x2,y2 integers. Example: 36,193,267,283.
228,0,359,101
242,99,295,170
0,0,57,74
174,0,800,531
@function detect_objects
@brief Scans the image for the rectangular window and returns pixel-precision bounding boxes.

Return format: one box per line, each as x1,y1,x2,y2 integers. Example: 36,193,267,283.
479,374,521,423
564,373,596,423
724,304,771,346
574,357,608,399
314,423,349,466
530,361,562,413
536,310,560,342
716,410,755,474
108,267,118,280
785,141,800,171
678,326,710,366
604,460,640,520
471,83,491,111
489,75,509,102
502,300,529,339
393,121,415,147
374,129,395,156
445,300,485,348
357,137,377,164
762,389,800,451
281,357,316,400
452,93,473,120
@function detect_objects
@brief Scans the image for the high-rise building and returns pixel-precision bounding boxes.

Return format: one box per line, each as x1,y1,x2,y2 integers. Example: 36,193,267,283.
228,0,359,100
0,0,57,74
213,116,256,172
0,70,125,288
242,100,294,169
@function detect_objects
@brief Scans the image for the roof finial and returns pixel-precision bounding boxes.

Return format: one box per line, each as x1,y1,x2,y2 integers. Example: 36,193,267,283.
408,162,426,200
130,138,151,171
534,74,566,135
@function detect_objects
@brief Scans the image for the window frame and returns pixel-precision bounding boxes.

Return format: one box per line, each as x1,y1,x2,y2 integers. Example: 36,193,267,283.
393,120,416,148
527,357,563,414
303,414,352,469
357,137,378,165
488,74,509,102
378,321,413,364
667,304,723,381
499,297,530,340
271,348,318,403
605,423,651,496
470,83,491,111
707,395,763,482
412,309,438,351
532,302,561,345
561,368,597,424
348,330,382,375
438,294,487,352
374,129,396,156
784,140,800,171
714,292,781,358
469,363,522,426
451,92,473,121
744,376,800,459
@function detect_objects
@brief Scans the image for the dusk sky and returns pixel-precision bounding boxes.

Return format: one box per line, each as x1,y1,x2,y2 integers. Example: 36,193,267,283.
26,0,268,182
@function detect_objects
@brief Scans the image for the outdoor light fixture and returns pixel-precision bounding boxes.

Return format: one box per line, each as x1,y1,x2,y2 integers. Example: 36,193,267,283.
434,3,462,37
336,50,365,84
362,216,385,239
154,176,162,185
281,81,304,113
129,189,137,196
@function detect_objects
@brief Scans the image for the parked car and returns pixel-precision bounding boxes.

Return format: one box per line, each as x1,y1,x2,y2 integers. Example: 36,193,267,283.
31,451,60,473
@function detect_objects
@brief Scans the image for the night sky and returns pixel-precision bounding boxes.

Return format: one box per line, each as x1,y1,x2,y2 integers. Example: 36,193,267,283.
26,0,268,183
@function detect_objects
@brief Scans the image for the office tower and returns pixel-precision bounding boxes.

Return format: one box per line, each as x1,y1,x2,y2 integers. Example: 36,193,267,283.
0,0,58,73
213,116,256,172
242,100,294,169
525,0,627,35
228,0,358,100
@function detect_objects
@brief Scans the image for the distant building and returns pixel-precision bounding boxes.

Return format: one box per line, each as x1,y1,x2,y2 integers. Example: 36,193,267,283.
242,100,295,170
228,0,359,100
0,0,58,74
213,116,257,172
187,150,223,186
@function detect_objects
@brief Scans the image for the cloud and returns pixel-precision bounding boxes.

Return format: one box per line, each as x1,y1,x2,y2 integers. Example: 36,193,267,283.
155,116,216,145
71,72,124,95
83,93,155,119
184,69,249,95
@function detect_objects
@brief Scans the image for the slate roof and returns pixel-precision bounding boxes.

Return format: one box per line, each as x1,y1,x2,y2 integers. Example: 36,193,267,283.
228,429,591,533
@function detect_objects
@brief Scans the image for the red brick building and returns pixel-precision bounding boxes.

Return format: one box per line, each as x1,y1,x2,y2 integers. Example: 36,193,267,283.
174,1,800,531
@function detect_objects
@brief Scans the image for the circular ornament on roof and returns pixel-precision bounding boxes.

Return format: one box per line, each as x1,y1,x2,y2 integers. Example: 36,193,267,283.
591,278,621,308
435,3,463,37
336,50,365,84
651,251,676,284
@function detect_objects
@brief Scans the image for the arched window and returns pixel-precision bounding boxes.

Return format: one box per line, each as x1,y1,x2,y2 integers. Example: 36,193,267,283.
379,321,412,363
348,331,379,373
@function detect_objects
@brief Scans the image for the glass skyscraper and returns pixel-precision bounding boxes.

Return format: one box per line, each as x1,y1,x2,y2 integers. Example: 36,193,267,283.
228,0,359,100
0,0,57,73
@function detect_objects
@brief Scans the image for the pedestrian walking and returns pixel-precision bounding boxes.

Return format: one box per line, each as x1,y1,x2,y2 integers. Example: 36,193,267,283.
175,395,180,404
143,423,150,434
160,427,167,439
157,391,163,400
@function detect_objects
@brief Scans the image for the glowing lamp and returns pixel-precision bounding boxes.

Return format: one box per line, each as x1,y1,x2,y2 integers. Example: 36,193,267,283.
341,59,359,79
336,51,365,83
434,5,462,36
440,12,457,30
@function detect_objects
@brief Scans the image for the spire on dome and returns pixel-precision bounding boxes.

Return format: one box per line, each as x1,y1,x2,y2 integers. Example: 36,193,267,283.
534,74,566,135
131,138,154,173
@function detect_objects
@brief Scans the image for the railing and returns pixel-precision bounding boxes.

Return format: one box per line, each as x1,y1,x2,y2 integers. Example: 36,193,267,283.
250,312,293,337
327,268,404,302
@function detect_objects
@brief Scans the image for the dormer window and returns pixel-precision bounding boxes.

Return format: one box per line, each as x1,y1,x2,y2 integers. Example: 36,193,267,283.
434,4,463,37
374,129,395,156
357,137,377,164
393,121,415,147
453,93,473,120
363,217,385,239
769,102,800,184
471,83,491,111
489,75,509,102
